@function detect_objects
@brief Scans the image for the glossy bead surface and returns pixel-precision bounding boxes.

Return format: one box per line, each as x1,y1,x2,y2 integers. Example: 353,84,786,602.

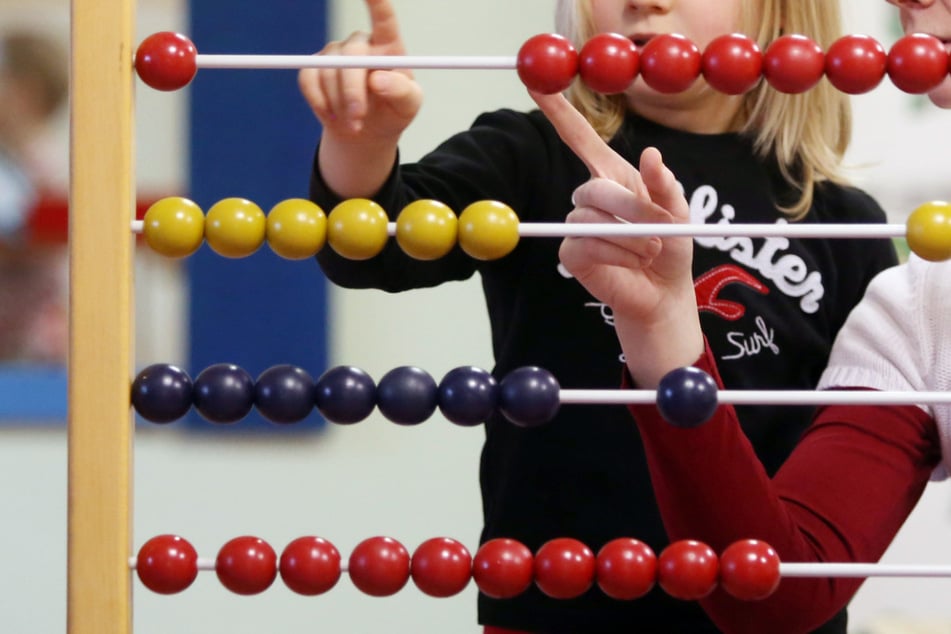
499,366,561,428
193,363,255,424
216,536,278,595
888,33,949,94
376,366,438,425
205,197,267,258
348,536,411,597
906,200,951,262
254,365,315,424
701,34,762,95
279,536,342,595
327,198,389,260
313,366,377,424
438,366,498,426
596,537,657,600
719,539,781,601
136,534,198,594
458,200,520,261
411,537,473,597
657,540,719,600
534,537,596,600
142,197,205,258
266,198,327,260
640,33,702,94
395,199,458,260
579,33,639,94
656,366,718,428
825,34,887,95
472,538,534,599
134,31,198,91
131,363,193,423
516,33,579,94
763,34,825,93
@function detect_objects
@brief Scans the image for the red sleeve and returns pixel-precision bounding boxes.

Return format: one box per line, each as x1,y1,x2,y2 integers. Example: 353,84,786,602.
627,343,940,634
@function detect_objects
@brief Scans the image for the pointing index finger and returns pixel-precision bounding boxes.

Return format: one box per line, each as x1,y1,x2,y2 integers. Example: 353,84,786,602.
366,0,403,49
530,91,647,198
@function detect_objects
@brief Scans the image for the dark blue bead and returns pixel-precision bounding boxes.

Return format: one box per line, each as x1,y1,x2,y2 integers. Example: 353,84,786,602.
254,365,315,424
438,366,498,427
376,366,438,426
192,363,255,424
131,363,193,423
498,366,560,428
313,366,376,425
656,366,719,428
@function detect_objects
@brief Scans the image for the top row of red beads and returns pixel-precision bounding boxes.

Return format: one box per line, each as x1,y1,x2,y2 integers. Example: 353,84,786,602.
134,30,949,96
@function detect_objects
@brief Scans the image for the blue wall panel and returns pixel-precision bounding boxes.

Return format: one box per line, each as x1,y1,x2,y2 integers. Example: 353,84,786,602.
187,0,328,431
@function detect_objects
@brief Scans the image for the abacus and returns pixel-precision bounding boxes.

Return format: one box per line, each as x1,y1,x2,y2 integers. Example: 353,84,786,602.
67,2,951,633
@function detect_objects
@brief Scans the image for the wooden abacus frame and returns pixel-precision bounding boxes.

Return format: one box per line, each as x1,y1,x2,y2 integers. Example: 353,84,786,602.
68,0,134,632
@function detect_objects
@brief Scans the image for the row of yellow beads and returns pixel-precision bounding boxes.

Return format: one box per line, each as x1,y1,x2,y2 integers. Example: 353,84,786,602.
142,197,521,261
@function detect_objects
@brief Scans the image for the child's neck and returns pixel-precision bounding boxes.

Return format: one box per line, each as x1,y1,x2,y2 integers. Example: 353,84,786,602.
629,93,744,135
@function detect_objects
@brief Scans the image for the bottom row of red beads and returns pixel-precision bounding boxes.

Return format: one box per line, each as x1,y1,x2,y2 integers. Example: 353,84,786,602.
135,534,781,602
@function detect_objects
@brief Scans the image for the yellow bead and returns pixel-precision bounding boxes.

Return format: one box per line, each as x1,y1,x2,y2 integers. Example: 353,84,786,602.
205,197,267,258
142,196,205,258
266,198,327,260
906,200,951,262
395,199,458,260
327,198,390,260
458,200,520,260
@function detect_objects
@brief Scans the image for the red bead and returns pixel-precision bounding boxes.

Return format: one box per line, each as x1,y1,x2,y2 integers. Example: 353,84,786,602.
763,34,825,94
472,538,534,599
639,33,702,94
517,33,579,94
719,539,782,601
825,34,887,95
134,31,198,91
887,33,950,94
215,536,278,595
701,34,763,95
136,534,199,594
279,536,342,596
348,536,411,597
579,33,639,94
596,538,657,600
657,539,719,600
533,537,596,600
411,537,473,597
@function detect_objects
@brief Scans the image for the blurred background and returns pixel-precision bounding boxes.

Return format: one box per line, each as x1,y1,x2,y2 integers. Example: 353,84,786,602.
1,0,951,632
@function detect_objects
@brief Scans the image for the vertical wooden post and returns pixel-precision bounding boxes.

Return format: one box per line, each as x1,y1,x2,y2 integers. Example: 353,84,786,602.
67,0,135,632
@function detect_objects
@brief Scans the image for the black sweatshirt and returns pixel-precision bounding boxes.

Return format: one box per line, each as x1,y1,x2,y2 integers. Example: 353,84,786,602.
310,109,898,633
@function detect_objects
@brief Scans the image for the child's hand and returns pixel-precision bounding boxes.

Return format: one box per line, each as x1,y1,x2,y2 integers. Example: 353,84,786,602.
530,92,702,383
298,0,422,143
529,91,693,325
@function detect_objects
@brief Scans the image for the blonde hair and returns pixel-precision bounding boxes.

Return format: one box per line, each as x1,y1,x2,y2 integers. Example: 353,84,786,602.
554,0,851,218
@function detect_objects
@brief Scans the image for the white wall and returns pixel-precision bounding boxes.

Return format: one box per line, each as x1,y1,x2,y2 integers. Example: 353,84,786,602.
3,1,951,633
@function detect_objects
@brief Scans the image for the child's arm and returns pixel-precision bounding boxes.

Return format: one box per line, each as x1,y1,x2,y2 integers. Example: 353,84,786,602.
298,0,422,199
631,348,937,633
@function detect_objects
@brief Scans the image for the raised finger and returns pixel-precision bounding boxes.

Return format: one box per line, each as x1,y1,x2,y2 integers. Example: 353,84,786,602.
366,0,403,50
530,91,647,197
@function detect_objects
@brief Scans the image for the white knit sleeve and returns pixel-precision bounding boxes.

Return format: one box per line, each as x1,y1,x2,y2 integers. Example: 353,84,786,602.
818,259,928,398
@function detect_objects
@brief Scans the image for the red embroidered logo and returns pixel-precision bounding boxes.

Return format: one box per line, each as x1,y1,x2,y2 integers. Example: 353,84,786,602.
694,265,768,321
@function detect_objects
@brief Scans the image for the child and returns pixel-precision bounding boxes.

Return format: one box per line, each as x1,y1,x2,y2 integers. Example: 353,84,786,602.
539,1,951,631
299,1,898,631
